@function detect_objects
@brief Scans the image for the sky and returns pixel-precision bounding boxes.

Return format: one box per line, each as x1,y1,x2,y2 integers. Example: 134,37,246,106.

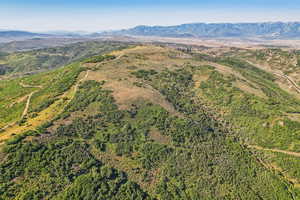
1,0,300,32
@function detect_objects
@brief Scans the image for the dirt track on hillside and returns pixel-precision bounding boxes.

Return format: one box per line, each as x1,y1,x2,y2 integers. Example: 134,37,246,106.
248,145,300,157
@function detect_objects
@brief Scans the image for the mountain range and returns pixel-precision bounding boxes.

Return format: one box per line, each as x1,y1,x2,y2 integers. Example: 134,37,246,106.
111,22,300,39
0,31,51,38
2,22,300,42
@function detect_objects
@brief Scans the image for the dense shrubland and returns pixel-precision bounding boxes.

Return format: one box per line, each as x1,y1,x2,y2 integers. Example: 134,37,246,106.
193,59,300,151
1,46,300,199
0,79,294,199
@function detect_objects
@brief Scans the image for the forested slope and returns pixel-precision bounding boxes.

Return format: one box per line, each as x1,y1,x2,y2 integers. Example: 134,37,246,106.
0,45,300,199
0,41,131,76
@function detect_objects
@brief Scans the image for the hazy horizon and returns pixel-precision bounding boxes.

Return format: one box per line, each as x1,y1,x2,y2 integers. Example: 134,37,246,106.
2,21,300,34
1,0,300,32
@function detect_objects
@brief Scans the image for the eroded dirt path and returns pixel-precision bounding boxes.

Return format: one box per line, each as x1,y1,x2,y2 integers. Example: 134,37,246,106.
74,70,89,94
19,81,43,118
13,82,43,112
0,53,120,144
21,92,34,118
248,145,300,157
0,82,42,132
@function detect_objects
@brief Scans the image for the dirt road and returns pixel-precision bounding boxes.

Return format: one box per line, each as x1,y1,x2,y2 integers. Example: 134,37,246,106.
248,145,300,157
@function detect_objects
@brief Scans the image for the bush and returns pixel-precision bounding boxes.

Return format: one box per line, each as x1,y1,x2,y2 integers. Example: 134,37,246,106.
84,55,116,63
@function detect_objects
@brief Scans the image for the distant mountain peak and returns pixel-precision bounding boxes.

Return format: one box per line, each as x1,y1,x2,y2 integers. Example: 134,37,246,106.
0,30,51,37
107,22,300,39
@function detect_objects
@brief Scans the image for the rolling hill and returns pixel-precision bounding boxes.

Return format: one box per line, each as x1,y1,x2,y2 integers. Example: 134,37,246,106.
1,44,300,199
0,40,132,77
0,31,53,43
0,31,50,38
0,38,94,53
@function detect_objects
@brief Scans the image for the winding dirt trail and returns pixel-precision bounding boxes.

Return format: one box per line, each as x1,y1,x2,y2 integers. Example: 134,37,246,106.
249,144,300,193
74,70,89,94
0,70,90,143
244,60,300,94
0,122,16,132
0,54,118,142
21,92,34,118
19,82,43,118
273,73,300,94
248,145,300,157
0,54,129,143
0,82,42,132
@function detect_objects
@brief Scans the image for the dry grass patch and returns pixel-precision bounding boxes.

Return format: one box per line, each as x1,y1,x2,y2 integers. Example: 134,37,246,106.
244,59,300,99
275,79,300,99
84,45,199,116
104,80,181,117
148,128,171,145
204,61,246,79
234,80,267,98
287,113,300,122
108,45,198,72
194,61,267,98
193,74,209,88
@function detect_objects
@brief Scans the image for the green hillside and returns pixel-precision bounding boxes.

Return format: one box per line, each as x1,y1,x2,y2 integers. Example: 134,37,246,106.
0,41,131,76
1,45,300,199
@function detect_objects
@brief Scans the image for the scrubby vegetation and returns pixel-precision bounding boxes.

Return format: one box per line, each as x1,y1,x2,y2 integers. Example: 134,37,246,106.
194,58,300,150
1,45,300,199
84,55,116,63
0,77,294,199
0,78,35,127
0,41,130,76
0,61,84,129
131,69,158,80
27,62,84,113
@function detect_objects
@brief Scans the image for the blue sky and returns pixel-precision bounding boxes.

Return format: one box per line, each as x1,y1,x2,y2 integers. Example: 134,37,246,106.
1,0,300,32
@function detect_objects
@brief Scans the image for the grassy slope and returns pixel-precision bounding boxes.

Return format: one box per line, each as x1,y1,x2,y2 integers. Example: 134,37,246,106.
0,62,83,129
0,78,35,127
